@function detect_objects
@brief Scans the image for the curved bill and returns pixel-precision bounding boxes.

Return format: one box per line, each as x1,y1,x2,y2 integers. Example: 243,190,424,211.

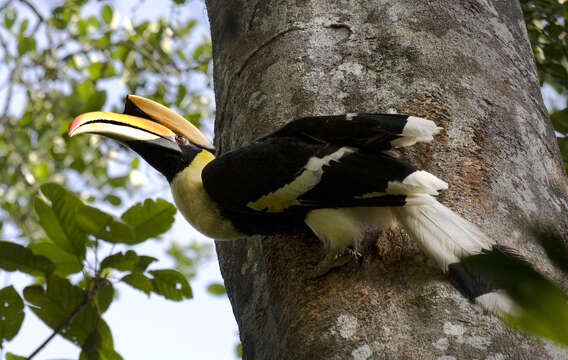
127,95,213,150
68,111,176,142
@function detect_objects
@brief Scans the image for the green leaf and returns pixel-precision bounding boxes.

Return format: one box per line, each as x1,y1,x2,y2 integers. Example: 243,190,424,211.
5,353,27,360
88,62,116,79
461,249,568,346
0,286,25,345
101,251,137,272
551,108,568,134
94,281,114,314
24,275,102,346
134,256,158,272
19,19,28,35
34,197,74,253
76,204,113,235
206,282,226,296
558,137,568,169
149,269,192,301
86,16,100,30
0,241,54,276
179,19,196,36
176,84,186,105
36,183,88,259
88,62,104,78
104,195,122,206
99,222,136,244
17,35,36,56
3,7,16,29
32,162,49,181
16,111,32,126
76,81,107,112
111,45,129,62
76,203,135,244
184,112,201,127
101,251,156,272
108,175,129,188
28,243,83,276
121,199,176,244
95,33,111,48
77,81,96,102
121,272,153,295
102,5,113,25
193,42,212,61
80,320,123,360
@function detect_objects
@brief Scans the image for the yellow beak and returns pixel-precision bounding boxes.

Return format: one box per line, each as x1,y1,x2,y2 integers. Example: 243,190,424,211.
68,95,213,151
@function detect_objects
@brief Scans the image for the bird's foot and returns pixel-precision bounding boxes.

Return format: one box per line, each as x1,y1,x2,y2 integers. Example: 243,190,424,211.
347,248,363,264
299,249,356,282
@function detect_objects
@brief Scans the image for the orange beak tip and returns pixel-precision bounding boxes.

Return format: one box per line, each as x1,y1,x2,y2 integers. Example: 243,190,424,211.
68,115,83,137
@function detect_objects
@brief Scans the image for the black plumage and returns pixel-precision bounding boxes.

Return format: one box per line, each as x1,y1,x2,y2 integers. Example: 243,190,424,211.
202,114,417,235
71,95,530,317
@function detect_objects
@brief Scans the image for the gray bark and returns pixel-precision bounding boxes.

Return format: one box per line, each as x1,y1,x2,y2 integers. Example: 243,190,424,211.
205,1,568,359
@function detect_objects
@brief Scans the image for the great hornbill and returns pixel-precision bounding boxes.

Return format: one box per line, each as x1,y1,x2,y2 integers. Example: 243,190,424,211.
69,95,517,315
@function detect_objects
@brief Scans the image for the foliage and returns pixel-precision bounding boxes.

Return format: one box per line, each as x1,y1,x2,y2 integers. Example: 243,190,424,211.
0,183,188,357
461,247,568,346
521,0,568,171
0,0,212,240
0,0,213,357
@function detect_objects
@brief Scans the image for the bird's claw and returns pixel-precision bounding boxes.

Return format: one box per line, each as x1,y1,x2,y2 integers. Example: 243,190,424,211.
298,251,356,282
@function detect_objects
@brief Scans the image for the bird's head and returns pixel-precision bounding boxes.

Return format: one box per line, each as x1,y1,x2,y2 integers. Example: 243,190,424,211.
68,95,214,182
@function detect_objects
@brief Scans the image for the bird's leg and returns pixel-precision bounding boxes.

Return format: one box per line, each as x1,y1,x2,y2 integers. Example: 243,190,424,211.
301,208,364,280
301,245,355,280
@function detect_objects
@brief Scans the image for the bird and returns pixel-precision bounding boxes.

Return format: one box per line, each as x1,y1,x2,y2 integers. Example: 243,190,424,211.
69,95,520,316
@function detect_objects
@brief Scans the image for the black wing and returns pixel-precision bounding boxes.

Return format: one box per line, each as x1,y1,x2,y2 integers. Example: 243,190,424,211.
202,115,422,215
259,113,429,151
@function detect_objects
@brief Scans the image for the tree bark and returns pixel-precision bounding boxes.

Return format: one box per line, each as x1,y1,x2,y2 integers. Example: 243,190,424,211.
205,1,568,359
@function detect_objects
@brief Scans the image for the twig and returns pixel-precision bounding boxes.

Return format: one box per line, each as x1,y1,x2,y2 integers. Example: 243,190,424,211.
26,276,107,360
1,65,18,119
18,0,43,21
18,0,56,57
118,40,165,74
0,0,13,14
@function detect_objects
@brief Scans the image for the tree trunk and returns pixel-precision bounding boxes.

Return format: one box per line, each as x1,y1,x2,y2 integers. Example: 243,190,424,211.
205,1,568,359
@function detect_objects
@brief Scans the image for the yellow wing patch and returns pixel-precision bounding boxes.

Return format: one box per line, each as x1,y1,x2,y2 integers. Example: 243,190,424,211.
246,147,356,212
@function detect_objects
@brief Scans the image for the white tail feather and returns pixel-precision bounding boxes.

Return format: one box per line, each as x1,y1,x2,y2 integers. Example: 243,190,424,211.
394,195,493,271
392,196,517,315
390,116,443,148
476,291,521,316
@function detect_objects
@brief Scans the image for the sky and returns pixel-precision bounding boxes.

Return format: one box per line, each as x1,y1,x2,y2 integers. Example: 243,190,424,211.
2,1,240,359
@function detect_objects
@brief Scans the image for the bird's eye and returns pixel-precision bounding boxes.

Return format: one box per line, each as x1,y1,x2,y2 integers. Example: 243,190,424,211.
176,135,187,144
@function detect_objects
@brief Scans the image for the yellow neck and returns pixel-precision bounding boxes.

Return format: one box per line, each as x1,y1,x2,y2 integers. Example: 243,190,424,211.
170,150,243,240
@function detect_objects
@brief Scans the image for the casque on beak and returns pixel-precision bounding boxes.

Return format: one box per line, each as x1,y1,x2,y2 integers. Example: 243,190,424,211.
69,95,214,181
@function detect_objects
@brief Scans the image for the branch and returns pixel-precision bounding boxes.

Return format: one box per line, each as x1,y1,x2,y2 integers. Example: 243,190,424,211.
26,276,108,360
18,0,56,57
18,0,43,21
1,65,18,119
0,0,13,14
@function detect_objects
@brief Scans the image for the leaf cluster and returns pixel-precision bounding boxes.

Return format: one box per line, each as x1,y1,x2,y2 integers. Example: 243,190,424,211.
521,0,568,171
0,183,190,358
459,243,568,347
0,0,212,241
